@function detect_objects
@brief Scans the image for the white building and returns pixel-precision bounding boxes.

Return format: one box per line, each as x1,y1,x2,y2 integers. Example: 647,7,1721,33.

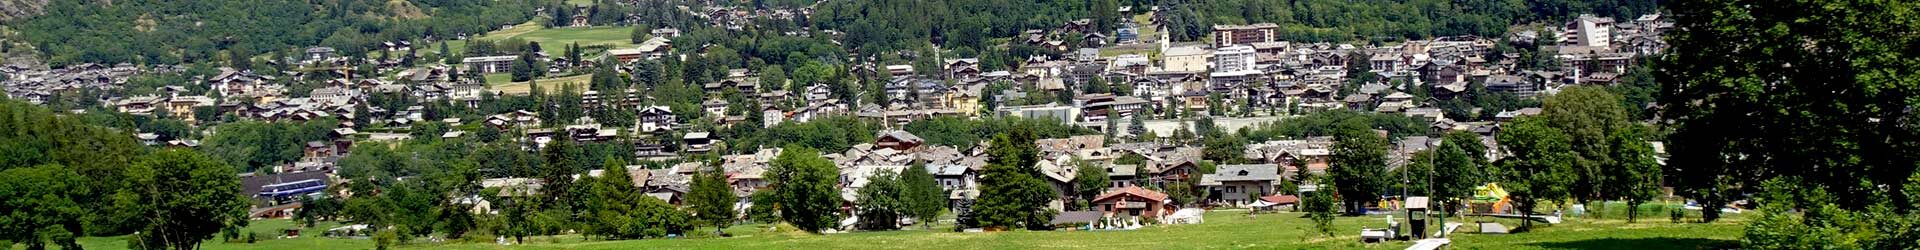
462,56,519,74
1211,45,1257,72
1161,45,1211,73
1566,14,1615,47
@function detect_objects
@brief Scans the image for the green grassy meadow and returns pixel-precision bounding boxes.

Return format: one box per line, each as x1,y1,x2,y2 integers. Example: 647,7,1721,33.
422,21,635,59
490,73,592,95
49,208,1742,250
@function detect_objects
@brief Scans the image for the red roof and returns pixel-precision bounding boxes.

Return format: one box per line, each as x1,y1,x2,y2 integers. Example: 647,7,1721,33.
1261,195,1300,204
1094,186,1168,203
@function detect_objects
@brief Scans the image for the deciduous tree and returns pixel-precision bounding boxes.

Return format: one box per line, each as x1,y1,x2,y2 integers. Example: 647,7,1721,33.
1493,117,1575,229
126,150,250,250
1329,119,1388,215
767,147,842,233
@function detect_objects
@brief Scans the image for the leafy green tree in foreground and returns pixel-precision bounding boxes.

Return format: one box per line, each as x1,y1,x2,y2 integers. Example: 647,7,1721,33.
1661,0,1920,225
1302,174,1338,237
856,171,907,230
1493,117,1575,230
768,146,843,233
1662,0,1920,246
1604,126,1661,223
1539,86,1630,210
0,165,89,249
1073,158,1111,208
126,149,250,250
1328,119,1388,215
1433,131,1490,215
746,190,781,224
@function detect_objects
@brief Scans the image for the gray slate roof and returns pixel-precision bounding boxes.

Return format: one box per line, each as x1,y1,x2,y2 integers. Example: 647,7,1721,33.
1210,164,1280,182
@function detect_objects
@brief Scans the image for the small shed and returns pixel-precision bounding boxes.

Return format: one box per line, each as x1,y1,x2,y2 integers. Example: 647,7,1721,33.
1406,196,1431,239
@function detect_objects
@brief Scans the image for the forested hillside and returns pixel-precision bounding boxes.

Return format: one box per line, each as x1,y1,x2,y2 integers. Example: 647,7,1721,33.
3,0,1662,67
813,0,1660,51
7,0,545,67
0,98,149,237
0,0,47,21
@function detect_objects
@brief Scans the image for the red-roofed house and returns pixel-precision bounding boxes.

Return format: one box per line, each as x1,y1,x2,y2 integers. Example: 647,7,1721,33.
1092,186,1172,220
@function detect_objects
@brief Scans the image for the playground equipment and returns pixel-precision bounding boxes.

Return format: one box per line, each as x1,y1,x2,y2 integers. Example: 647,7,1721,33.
1466,181,1559,225
1465,183,1561,224
1469,183,1512,214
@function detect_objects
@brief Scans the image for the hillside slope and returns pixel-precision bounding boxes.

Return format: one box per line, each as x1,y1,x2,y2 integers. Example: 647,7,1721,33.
0,0,48,21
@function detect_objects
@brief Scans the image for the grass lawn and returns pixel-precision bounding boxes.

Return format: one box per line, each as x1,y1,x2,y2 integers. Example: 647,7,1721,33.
70,219,374,250
491,73,592,95
1131,13,1159,42
49,209,1742,250
483,73,512,84
56,209,1743,248
421,21,634,58
1099,44,1161,59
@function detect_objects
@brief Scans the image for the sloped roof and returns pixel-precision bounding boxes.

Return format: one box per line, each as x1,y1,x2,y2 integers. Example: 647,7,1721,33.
1093,186,1167,203
1210,164,1280,182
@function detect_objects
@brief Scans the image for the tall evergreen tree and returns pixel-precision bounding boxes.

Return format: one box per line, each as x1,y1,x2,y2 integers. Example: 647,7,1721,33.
439,41,455,64
972,129,1056,230
688,164,737,235
900,162,946,229
539,140,582,209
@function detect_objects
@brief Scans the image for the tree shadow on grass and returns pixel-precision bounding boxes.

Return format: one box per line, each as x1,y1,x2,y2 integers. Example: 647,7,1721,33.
1526,237,1739,250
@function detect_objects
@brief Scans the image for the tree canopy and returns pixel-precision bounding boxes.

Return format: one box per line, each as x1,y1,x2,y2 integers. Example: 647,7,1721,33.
1493,117,1575,229
767,146,843,233
1328,119,1389,214
125,149,251,250
971,129,1056,230
16,0,546,67
1662,0,1920,247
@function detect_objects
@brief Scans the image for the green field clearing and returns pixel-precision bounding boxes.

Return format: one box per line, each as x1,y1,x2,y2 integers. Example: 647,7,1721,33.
56,209,1742,250
1131,13,1159,43
491,73,592,95
1099,44,1161,59
422,21,634,58
483,73,512,84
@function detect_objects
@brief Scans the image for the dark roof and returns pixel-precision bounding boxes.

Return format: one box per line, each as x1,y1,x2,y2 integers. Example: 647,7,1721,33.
1210,164,1280,182
239,171,330,196
1050,211,1106,225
